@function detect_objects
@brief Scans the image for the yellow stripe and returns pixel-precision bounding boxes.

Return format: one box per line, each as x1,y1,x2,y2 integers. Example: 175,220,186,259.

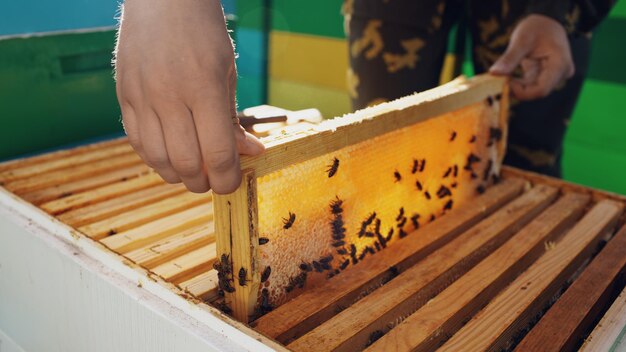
268,78,351,119
269,31,349,91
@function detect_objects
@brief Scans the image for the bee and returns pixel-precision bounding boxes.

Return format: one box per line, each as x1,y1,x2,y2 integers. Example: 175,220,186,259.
489,127,503,143
294,272,307,288
396,207,405,221
464,153,482,171
451,182,458,189
366,330,385,347
261,266,271,282
443,199,454,211
365,246,375,255
492,173,501,184
419,159,426,172
450,131,457,141
486,96,494,106
259,289,273,313
300,262,313,272
339,259,350,270
397,217,407,228
376,232,388,249
443,167,452,178
411,159,419,174
374,241,381,251
220,278,236,293
282,212,296,229
364,232,375,238
350,244,359,264
495,93,502,101
336,248,348,255
320,255,333,264
410,214,420,229
331,217,346,239
238,268,249,286
216,300,233,315
430,214,436,222
469,135,477,143
385,228,394,242
394,170,402,182
365,212,377,225
416,180,423,191
424,191,432,200
471,172,478,179
312,261,324,272
358,251,367,261
399,229,408,238
330,196,344,214
321,261,332,271
453,165,458,178
327,272,336,279
259,237,270,245
326,157,340,178
374,218,382,235
332,240,346,247
437,185,452,199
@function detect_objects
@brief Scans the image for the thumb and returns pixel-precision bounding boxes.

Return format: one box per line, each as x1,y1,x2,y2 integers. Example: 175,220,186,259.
490,35,533,75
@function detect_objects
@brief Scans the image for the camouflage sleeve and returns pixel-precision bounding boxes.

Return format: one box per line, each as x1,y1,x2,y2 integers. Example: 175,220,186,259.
526,0,616,33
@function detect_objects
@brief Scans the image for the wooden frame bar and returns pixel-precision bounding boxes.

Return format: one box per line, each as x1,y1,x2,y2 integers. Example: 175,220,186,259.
213,75,508,323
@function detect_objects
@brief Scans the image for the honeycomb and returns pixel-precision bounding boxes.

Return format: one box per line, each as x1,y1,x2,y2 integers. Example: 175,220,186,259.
255,98,505,307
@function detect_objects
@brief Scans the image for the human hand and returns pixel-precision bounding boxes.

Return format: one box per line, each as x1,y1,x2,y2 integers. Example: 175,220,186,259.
114,0,265,194
490,14,575,101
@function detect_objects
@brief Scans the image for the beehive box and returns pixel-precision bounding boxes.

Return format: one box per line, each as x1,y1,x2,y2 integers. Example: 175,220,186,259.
0,75,625,352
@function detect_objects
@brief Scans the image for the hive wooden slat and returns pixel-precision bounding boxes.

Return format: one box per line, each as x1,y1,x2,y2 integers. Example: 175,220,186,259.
516,224,626,351
100,203,213,253
438,199,624,352
78,191,211,240
288,184,558,352
581,285,626,352
213,170,260,323
151,243,217,284
0,143,134,184
40,172,164,215
254,178,526,342
180,270,220,301
57,182,187,227
20,163,152,205
365,192,590,352
0,137,127,173
4,152,142,194
125,222,215,269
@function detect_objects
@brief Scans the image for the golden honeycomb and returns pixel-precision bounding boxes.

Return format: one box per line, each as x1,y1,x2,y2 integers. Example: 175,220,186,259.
255,97,505,306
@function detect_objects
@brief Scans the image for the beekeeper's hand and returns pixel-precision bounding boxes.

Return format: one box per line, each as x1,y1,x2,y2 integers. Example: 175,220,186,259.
490,14,575,101
114,0,265,194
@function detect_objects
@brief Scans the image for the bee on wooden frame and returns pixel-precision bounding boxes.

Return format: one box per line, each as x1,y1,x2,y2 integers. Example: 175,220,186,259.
326,157,340,178
282,212,296,229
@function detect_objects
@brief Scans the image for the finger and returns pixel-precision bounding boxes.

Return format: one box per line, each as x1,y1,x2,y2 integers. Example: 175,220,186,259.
511,58,564,101
234,125,266,156
155,102,211,193
489,34,533,75
137,107,182,183
192,86,241,195
119,101,148,160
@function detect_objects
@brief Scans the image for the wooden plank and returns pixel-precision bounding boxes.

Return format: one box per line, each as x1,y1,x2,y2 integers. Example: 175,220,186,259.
20,163,152,205
180,270,220,301
100,203,213,253
4,152,142,194
39,172,164,215
78,191,211,239
57,182,186,227
240,75,506,178
287,184,558,352
0,137,127,173
254,177,526,341
0,143,134,183
213,169,260,323
125,222,215,269
581,285,626,352
366,193,590,352
518,224,626,351
151,243,217,284
439,199,624,352
502,165,626,204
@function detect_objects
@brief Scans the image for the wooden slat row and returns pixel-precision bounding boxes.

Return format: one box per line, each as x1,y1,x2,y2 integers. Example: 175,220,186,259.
287,184,558,351
254,177,526,342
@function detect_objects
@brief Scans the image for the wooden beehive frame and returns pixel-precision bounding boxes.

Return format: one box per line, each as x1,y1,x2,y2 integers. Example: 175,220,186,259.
213,74,509,322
